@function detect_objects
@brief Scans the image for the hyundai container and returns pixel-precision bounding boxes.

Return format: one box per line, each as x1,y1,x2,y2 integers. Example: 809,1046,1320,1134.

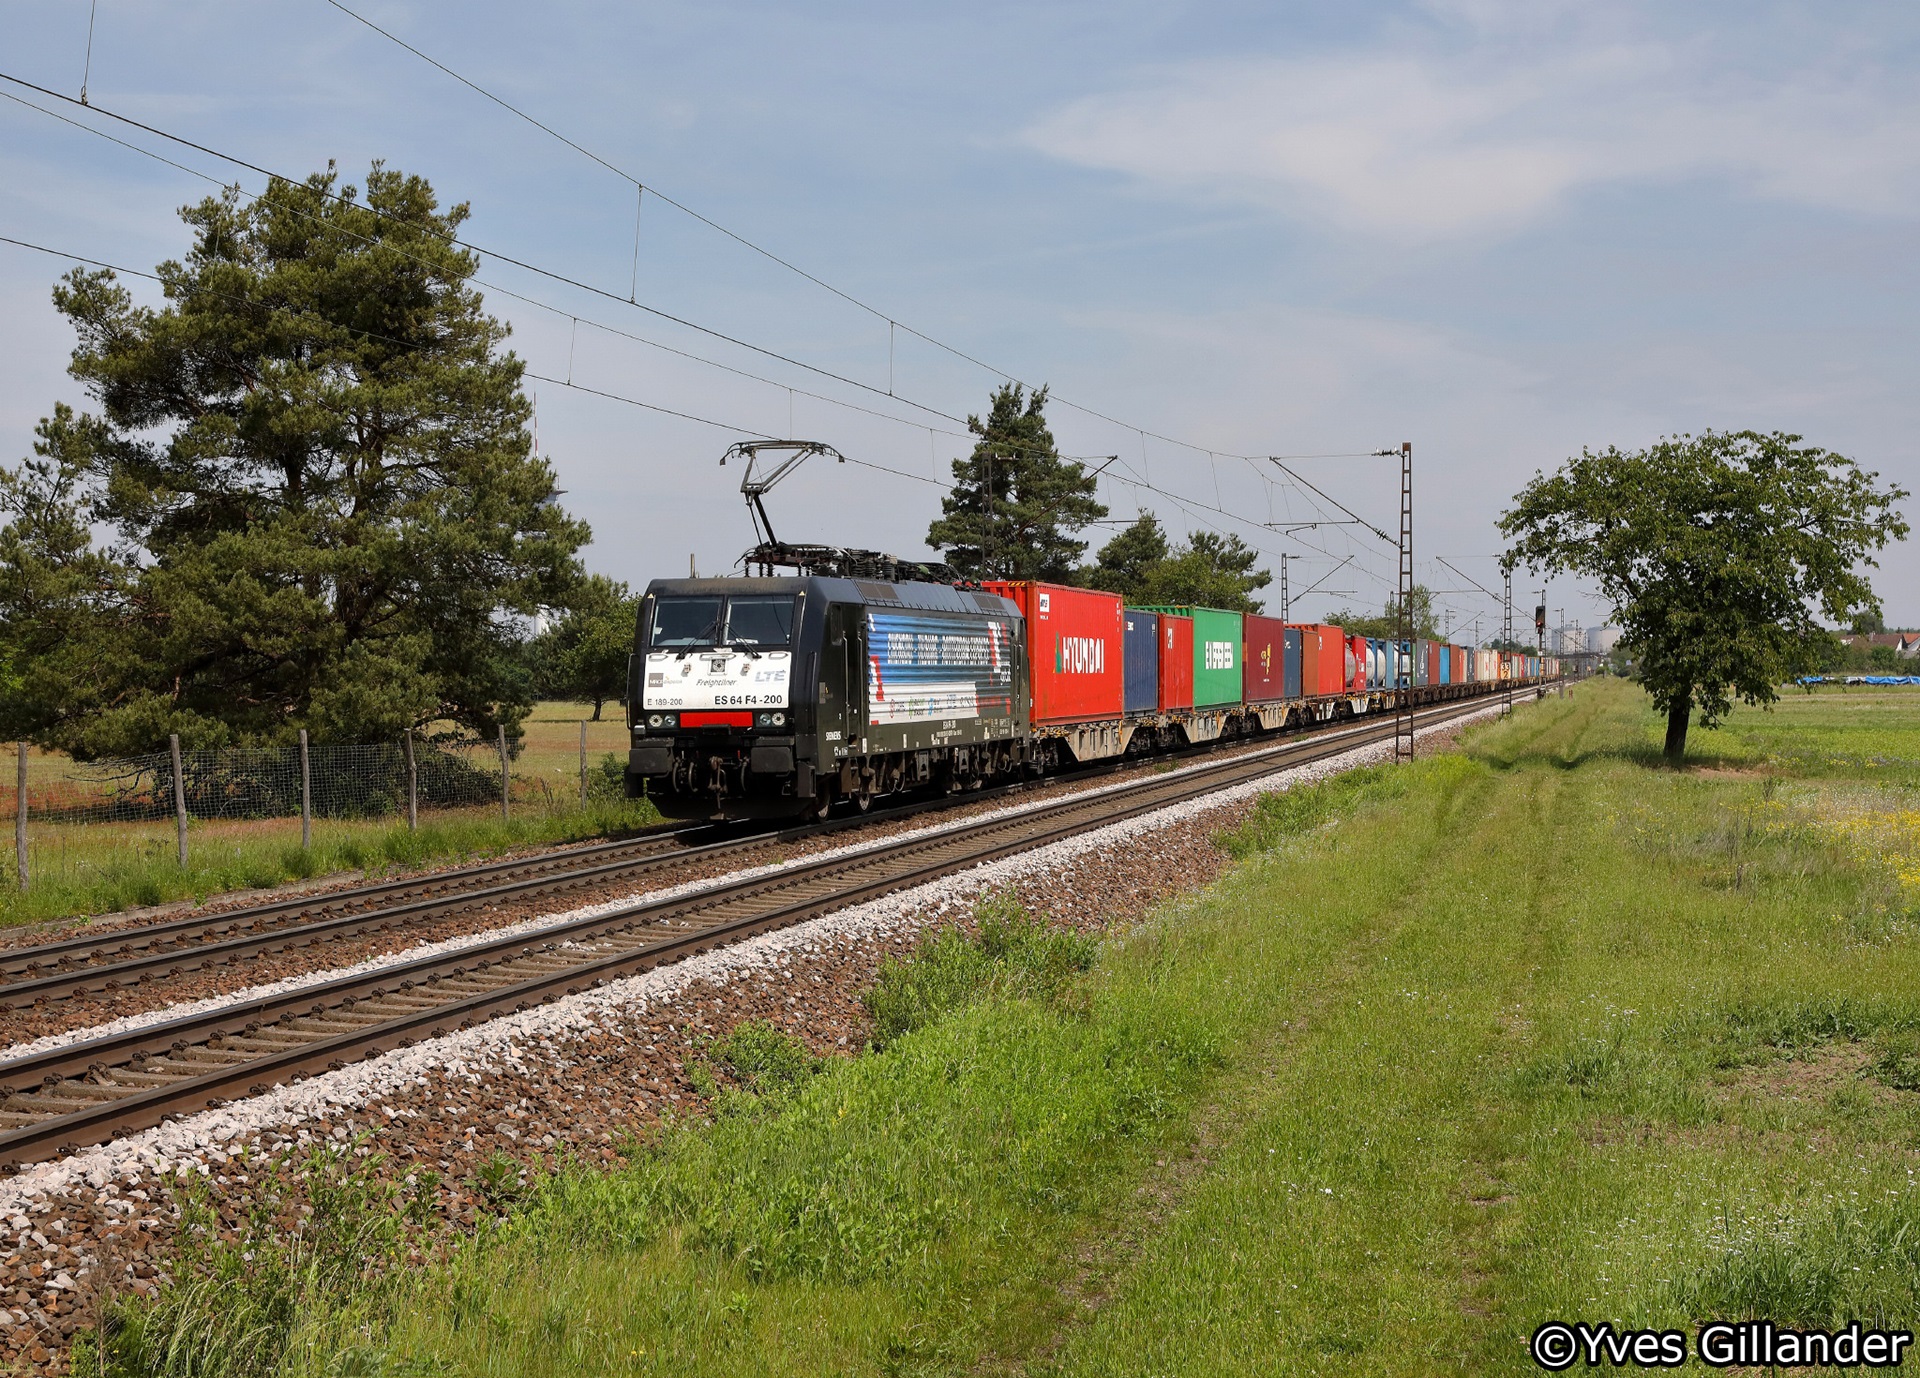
985,581,1124,724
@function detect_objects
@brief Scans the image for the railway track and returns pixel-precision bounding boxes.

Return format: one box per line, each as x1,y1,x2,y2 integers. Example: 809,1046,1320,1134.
0,697,1502,1169
0,768,1125,1009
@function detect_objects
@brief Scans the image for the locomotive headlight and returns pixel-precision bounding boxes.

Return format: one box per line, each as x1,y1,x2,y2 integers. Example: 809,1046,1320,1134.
755,711,772,727
661,714,677,729
647,713,663,729
771,712,786,727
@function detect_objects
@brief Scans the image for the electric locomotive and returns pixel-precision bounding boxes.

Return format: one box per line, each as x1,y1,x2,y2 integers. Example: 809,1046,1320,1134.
625,571,1030,819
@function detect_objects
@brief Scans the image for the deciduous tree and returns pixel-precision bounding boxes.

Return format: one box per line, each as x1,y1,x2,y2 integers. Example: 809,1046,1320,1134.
1085,511,1272,612
530,575,639,720
1325,586,1441,640
1084,510,1169,601
1499,431,1907,760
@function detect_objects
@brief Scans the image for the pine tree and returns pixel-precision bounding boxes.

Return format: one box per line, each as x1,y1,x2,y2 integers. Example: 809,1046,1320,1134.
926,384,1106,581
0,163,588,754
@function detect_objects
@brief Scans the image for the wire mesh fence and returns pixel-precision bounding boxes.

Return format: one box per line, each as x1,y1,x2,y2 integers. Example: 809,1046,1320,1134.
4,718,636,893
12,741,509,827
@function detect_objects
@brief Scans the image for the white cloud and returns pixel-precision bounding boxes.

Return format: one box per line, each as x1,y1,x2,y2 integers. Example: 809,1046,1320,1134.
1025,17,1920,241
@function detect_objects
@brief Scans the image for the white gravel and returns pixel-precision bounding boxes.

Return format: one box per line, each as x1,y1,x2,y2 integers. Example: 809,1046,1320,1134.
0,700,1508,1209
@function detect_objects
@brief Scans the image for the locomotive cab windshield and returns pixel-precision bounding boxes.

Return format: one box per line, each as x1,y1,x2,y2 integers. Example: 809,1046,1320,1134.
649,594,796,650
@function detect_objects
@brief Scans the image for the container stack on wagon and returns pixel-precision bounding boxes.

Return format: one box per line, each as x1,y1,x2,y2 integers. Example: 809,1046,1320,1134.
1158,615,1194,711
1243,614,1292,704
1142,605,1244,709
984,581,1123,726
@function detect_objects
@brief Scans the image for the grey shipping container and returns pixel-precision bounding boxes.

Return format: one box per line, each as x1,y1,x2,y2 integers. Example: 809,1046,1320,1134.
1122,610,1160,715
1284,628,1303,699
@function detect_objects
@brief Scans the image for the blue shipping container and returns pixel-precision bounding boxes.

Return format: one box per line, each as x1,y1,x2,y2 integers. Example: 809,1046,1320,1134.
1122,610,1160,715
1284,629,1303,699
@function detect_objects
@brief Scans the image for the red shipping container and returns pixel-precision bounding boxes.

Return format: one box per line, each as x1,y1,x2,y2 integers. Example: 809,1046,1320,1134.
1426,641,1441,686
1243,614,1290,703
1158,614,1194,711
983,580,1124,725
1287,623,1346,697
1347,634,1368,694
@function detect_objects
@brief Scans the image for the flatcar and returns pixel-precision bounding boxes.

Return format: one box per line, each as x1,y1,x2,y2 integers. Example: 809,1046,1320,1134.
625,570,1558,820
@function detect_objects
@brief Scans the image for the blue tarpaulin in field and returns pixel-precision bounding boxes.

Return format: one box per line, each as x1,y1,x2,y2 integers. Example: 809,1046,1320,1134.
1797,676,1920,685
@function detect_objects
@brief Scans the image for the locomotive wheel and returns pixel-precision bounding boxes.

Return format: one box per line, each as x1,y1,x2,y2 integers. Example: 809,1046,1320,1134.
854,786,874,812
808,785,834,821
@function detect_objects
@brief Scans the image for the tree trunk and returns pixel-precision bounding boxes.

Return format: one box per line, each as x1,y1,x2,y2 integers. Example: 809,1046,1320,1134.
591,697,604,722
1664,695,1691,763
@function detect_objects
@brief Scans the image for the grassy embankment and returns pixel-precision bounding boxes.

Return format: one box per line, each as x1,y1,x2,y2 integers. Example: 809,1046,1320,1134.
85,680,1920,1375
1,704,653,930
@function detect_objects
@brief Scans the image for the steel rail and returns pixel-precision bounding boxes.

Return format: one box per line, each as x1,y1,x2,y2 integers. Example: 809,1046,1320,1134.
0,703,1289,995
0,698,1505,1169
0,754,1177,1005
0,684,1519,1006
0,824,700,982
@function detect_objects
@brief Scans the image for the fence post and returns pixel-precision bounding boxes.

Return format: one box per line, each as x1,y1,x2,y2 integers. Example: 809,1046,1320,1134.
497,726,510,823
404,731,418,832
13,742,26,894
298,728,313,851
579,720,588,810
169,733,188,868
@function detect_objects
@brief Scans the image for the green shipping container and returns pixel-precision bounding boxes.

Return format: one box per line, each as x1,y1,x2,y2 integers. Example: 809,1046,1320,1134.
1141,605,1244,707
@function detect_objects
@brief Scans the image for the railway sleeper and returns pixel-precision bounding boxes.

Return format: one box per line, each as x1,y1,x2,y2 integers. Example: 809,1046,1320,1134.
102,1068,189,1087
15,1092,116,1115
171,1046,261,1066
34,1082,126,1105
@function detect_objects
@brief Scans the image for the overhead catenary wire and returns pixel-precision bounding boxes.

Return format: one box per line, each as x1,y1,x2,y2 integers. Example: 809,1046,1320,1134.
1,220,1404,601
0,73,1404,587
0,67,1290,504
311,2,1283,468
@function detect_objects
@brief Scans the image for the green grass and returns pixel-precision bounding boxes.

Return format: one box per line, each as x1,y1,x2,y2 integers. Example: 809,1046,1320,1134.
1690,683,1920,783
86,680,1920,1374
4,707,656,929
1,787,660,931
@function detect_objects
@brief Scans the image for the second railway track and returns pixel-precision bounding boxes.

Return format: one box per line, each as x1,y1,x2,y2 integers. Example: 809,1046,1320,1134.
0,698,1501,1170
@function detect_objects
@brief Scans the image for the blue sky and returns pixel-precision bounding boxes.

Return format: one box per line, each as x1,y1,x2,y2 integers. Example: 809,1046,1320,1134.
3,0,1915,637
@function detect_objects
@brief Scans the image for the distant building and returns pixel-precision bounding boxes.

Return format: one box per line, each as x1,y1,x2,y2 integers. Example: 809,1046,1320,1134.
1838,632,1920,658
1551,626,1621,656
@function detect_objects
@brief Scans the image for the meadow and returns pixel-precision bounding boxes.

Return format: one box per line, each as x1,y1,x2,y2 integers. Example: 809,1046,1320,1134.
1,704,653,930
85,679,1920,1375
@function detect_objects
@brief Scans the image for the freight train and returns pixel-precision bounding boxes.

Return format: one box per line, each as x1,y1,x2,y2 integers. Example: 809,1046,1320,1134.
624,571,1557,820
